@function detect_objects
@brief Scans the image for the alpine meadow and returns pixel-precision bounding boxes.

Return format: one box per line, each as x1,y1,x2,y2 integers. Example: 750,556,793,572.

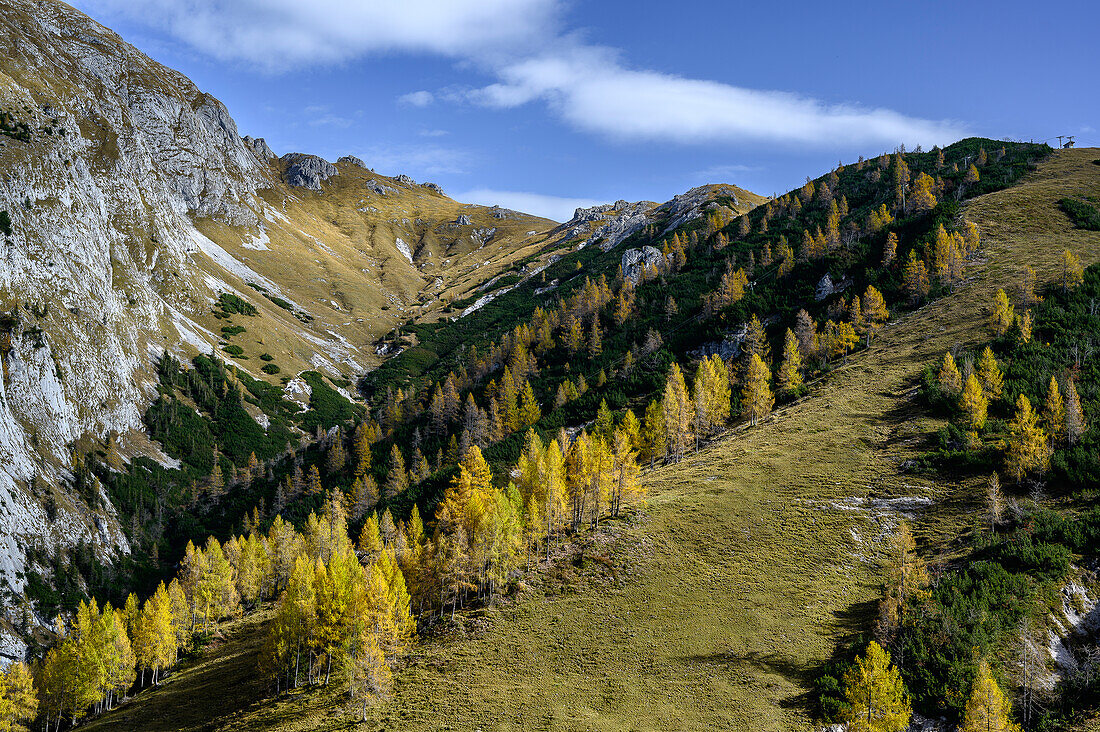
0,1,1098,731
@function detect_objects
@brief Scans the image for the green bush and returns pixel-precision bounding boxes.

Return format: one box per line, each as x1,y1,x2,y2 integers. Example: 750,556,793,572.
216,293,258,316
1059,197,1100,231
262,363,281,375
0,210,11,237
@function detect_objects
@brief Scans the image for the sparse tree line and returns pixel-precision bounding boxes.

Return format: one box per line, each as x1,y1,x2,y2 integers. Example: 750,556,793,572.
830,635,1021,732
12,412,651,726
927,250,1087,484
829,255,1100,730
363,143,1001,520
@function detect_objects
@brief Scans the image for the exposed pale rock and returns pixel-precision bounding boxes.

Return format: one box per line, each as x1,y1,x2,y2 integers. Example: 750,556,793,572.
620,245,663,283
243,136,275,161
337,155,366,168
420,182,444,195
281,153,337,190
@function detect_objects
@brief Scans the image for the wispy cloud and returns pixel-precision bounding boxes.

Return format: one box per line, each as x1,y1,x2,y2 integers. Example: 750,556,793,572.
453,188,607,222
398,91,434,107
77,0,559,72
690,163,762,181
418,129,450,138
78,0,967,149
355,144,472,177
470,44,965,148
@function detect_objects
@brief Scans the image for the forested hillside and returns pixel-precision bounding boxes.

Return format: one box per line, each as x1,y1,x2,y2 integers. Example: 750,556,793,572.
7,137,1085,732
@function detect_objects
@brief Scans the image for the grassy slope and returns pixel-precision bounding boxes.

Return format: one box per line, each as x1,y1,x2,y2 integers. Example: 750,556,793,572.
84,149,1100,732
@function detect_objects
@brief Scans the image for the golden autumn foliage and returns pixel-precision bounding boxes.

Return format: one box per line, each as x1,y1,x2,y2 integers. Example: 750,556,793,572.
960,661,1021,732
1006,394,1051,481
842,641,912,732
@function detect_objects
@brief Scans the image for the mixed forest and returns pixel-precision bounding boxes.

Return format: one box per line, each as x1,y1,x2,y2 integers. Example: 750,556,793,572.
5,137,1077,731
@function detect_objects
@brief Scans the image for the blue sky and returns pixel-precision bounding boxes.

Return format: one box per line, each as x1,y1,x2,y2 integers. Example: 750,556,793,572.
75,0,1098,221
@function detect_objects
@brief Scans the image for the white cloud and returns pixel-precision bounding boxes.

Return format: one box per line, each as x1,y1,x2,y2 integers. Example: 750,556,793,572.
78,0,967,149
418,129,450,137
398,91,434,107
471,44,965,148
76,0,559,72
454,188,607,222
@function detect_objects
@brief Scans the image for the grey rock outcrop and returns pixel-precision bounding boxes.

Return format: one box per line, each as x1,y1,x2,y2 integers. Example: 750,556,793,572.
365,179,397,196
620,246,664,284
243,135,275,161
456,214,473,225
282,153,337,190
816,274,836,301
337,155,366,168
420,182,444,195
395,174,415,186
489,206,518,219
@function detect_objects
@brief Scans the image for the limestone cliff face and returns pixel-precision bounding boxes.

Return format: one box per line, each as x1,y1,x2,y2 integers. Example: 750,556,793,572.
0,0,283,657
0,0,565,661
0,0,758,664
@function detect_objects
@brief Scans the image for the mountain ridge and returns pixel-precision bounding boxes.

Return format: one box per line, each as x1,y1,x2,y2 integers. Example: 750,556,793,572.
0,0,762,662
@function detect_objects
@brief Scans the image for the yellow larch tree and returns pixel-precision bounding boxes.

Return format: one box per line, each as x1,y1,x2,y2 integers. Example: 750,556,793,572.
903,250,930,304
1060,249,1084,292
662,363,694,460
842,641,912,732
1016,310,1032,345
976,347,1004,401
777,328,803,393
882,232,898,267
1064,378,1087,445
0,661,37,732
908,172,937,214
741,353,774,427
990,289,1014,337
961,373,988,430
960,661,1021,732
1043,376,1065,441
1006,394,1051,481
641,398,666,466
938,352,962,394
